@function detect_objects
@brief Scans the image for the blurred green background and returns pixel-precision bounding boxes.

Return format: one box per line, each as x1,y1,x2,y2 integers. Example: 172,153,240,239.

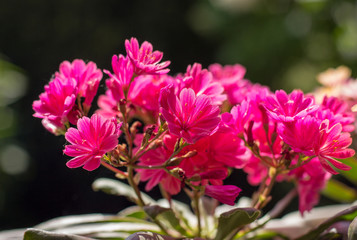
1,0,357,230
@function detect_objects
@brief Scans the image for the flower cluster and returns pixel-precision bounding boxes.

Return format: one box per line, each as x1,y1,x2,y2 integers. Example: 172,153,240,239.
33,37,356,231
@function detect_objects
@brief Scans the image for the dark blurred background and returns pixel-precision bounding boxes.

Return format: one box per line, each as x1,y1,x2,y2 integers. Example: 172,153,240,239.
1,0,357,230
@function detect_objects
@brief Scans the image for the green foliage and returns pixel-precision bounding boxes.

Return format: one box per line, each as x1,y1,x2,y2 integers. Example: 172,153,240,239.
348,216,357,240
214,208,261,240
339,157,357,185
24,228,93,240
322,179,357,203
295,205,357,240
144,205,189,237
92,178,156,205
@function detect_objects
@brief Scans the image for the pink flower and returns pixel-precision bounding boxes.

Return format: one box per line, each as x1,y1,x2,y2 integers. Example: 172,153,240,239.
125,37,170,75
135,134,182,195
206,132,250,168
318,96,355,132
252,121,283,159
129,74,174,115
278,115,320,156
264,90,318,122
33,77,77,134
314,120,355,174
63,114,121,171
104,54,134,101
96,91,121,119
204,185,241,205
159,85,220,144
209,63,246,88
56,59,102,109
291,158,331,215
180,63,226,105
220,100,251,136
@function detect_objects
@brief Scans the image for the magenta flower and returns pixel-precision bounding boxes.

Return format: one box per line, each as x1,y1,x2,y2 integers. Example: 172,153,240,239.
318,96,355,132
207,132,250,168
56,59,102,108
278,115,320,156
209,63,246,88
33,77,77,134
125,37,170,75
159,85,220,144
136,134,182,195
104,54,134,101
180,63,226,105
96,90,121,119
291,158,331,214
63,114,121,171
314,120,355,174
264,90,318,122
221,100,251,136
204,185,241,206
129,74,174,115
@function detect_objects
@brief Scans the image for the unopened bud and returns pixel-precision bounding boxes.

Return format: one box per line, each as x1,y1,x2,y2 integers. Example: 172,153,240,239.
141,125,156,146
147,139,163,150
246,120,255,147
166,150,197,167
119,99,127,115
170,167,185,180
130,121,142,138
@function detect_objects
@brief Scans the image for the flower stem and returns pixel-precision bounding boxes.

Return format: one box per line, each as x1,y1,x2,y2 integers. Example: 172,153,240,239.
101,159,128,178
193,190,202,238
254,167,278,210
127,165,145,207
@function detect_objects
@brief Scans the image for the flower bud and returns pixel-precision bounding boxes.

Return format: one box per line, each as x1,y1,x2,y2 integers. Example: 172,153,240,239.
130,121,142,138
204,185,241,206
166,150,197,167
169,167,185,180
141,125,156,146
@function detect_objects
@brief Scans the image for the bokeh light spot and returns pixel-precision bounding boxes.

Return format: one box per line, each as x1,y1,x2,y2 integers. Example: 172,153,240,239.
0,144,30,175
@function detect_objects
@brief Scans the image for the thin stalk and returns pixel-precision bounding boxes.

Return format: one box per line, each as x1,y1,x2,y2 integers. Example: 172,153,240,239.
193,190,202,238
131,164,166,169
133,129,168,161
254,168,278,210
100,159,128,178
127,165,145,207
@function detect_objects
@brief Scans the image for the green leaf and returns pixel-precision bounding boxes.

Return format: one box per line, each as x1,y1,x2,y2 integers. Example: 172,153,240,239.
339,157,357,185
126,231,175,240
144,205,189,236
245,231,289,240
144,205,170,219
322,179,357,203
119,206,146,219
92,178,156,205
34,214,152,231
348,216,357,240
295,205,357,240
214,208,261,240
23,228,93,240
